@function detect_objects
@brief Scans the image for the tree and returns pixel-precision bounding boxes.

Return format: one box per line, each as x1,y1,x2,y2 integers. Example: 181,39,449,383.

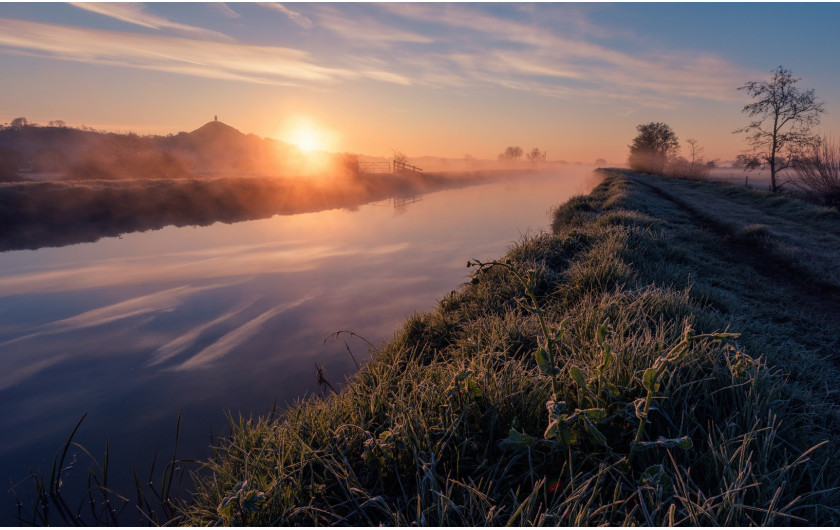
735,66,825,192
628,122,679,174
526,147,546,163
10,117,28,129
392,150,408,165
498,146,523,161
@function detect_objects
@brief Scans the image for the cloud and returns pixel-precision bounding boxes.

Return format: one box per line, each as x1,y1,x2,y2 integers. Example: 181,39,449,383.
0,240,412,298
260,3,314,29
147,296,260,366
172,291,322,371
0,18,368,86
0,4,761,109
0,285,228,350
0,355,67,391
213,3,241,20
311,5,435,45
70,3,235,41
353,3,754,107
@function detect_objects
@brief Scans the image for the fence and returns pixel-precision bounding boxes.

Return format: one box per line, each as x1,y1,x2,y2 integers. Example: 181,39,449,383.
393,160,423,174
359,161,391,174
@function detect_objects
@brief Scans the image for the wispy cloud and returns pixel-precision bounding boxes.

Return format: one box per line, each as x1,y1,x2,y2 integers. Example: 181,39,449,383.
70,3,234,41
0,285,223,348
212,3,241,20
313,6,434,45
330,3,754,107
172,291,322,371
0,18,369,86
0,240,411,298
260,3,313,29
147,296,260,366
0,4,760,109
0,355,67,391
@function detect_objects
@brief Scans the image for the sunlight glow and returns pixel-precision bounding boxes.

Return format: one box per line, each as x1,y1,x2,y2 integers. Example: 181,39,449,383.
280,118,336,153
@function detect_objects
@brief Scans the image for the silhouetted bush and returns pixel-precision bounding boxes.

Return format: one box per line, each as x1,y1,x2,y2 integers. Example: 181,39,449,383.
792,137,840,208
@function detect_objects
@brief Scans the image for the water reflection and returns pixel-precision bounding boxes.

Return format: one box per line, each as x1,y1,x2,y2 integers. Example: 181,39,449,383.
0,169,600,523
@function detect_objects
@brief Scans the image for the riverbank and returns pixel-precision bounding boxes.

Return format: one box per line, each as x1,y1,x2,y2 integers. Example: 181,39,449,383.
180,169,840,525
0,170,512,251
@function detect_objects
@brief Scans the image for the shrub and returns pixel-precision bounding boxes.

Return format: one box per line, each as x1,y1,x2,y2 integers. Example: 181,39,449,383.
791,136,840,207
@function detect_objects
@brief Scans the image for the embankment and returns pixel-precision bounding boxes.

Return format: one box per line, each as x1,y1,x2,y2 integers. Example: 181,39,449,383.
182,169,840,525
0,171,505,252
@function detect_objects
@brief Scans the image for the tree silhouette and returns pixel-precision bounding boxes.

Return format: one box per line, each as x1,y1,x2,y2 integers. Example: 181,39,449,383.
526,148,546,162
628,122,679,175
499,146,523,161
735,66,825,192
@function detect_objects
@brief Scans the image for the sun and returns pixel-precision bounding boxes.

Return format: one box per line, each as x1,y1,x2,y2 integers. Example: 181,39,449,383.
289,125,324,152
280,118,334,153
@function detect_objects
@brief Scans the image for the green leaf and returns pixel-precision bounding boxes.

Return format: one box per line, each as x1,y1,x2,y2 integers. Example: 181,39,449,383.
643,368,659,392
640,464,673,490
570,365,587,390
544,418,563,441
498,427,539,452
636,436,693,451
466,379,483,399
577,408,607,421
552,320,567,342
582,415,609,448
535,347,551,373
596,322,608,345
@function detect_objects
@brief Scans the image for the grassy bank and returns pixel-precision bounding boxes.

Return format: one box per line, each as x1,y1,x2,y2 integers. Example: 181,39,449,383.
182,169,840,525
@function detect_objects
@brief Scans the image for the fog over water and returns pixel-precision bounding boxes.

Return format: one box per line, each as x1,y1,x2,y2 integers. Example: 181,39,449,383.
0,168,600,521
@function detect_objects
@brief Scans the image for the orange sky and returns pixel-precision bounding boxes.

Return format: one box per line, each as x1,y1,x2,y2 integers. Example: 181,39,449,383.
2,3,840,164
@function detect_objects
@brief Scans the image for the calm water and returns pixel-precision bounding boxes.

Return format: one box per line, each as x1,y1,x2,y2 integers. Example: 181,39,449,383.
0,169,599,522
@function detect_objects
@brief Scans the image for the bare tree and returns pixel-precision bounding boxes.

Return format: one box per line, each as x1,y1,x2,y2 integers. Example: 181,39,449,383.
628,122,679,175
392,150,408,165
735,66,825,192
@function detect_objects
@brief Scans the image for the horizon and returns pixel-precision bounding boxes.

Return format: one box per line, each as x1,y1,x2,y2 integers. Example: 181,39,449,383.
2,3,840,163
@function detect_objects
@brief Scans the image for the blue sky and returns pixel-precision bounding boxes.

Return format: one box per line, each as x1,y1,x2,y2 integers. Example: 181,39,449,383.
1,2,839,163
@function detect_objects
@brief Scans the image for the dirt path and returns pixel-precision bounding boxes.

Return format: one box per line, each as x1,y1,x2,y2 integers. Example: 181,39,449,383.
628,173,840,327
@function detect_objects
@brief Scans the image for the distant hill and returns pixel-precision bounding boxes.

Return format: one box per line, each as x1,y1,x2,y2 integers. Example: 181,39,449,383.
0,119,299,181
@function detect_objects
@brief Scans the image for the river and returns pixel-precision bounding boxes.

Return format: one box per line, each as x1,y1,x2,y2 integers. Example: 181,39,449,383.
0,168,599,523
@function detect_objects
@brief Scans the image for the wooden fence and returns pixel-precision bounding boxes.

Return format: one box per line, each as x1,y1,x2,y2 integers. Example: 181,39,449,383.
393,160,423,174
359,161,391,174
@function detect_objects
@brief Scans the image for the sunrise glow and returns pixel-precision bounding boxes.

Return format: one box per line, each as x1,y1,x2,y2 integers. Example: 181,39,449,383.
280,118,336,153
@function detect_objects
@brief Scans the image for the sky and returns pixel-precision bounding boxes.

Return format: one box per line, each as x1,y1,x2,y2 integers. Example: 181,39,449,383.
1,2,839,164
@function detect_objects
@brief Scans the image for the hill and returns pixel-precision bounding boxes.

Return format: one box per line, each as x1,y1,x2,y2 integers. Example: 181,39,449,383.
0,120,298,181
175,169,840,525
